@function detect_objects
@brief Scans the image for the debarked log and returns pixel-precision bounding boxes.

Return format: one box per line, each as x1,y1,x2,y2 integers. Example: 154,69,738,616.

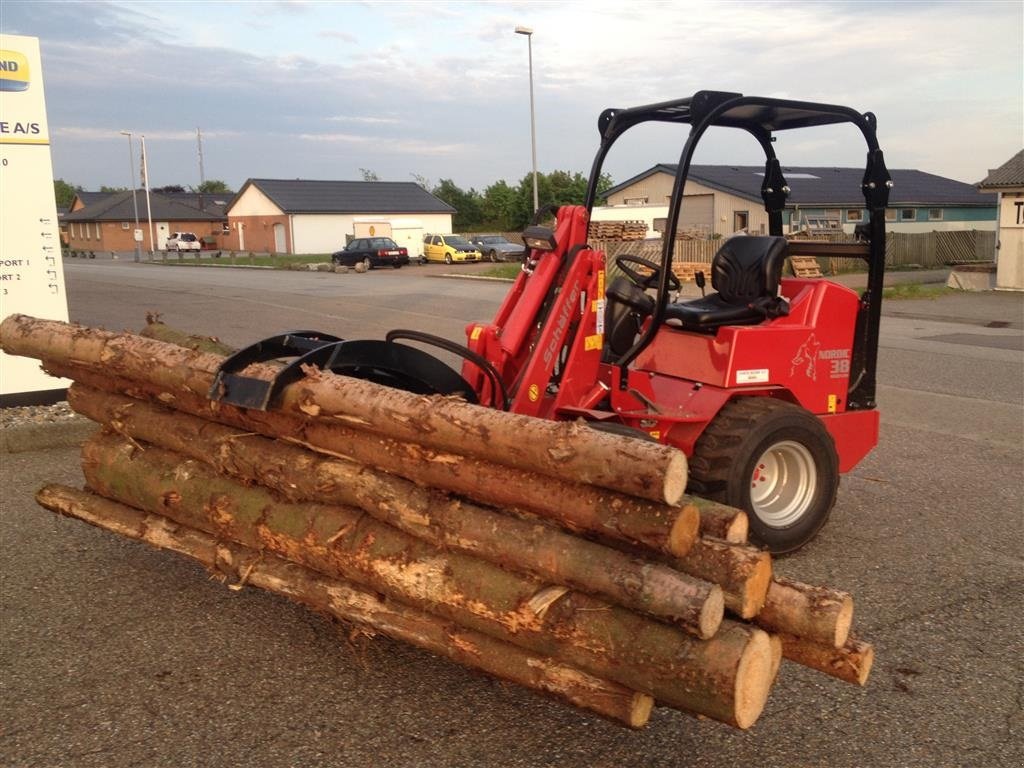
56,366,699,558
68,384,722,637
756,576,853,648
80,432,776,728
777,633,874,686
671,538,772,619
36,484,654,727
0,315,688,504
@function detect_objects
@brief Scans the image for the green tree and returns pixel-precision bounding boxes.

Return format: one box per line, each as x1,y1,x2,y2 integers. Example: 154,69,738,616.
192,180,233,194
153,184,187,194
99,185,128,193
410,173,432,190
480,180,518,230
359,168,380,182
53,179,82,209
508,170,614,229
432,178,485,231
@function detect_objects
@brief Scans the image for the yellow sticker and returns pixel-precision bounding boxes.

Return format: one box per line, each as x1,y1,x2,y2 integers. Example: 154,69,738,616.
470,326,482,341
0,50,31,92
597,269,605,297
827,394,838,413
528,383,540,402
648,431,661,440
584,333,603,351
591,299,600,312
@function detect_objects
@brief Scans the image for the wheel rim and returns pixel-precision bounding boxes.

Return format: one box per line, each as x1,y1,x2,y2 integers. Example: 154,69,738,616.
749,440,817,528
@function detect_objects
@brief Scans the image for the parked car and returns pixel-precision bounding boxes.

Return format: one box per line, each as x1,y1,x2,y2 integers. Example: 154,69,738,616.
468,234,525,262
165,232,201,252
331,237,409,269
423,234,482,264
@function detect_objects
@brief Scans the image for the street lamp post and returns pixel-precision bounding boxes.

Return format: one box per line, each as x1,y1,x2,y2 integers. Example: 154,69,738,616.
119,130,142,262
515,25,539,214
140,134,155,256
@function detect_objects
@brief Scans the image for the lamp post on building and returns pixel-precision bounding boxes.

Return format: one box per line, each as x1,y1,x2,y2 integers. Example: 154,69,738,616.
119,130,142,262
514,25,539,214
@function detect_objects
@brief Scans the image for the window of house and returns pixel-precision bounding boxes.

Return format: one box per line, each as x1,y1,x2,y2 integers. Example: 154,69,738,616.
624,197,648,206
825,209,841,221
652,217,667,233
95,223,102,238
733,211,749,232
900,208,916,221
885,209,897,222
846,209,863,222
928,208,943,221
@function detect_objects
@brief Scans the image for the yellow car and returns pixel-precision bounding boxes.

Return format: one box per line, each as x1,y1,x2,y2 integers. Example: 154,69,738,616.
423,234,482,264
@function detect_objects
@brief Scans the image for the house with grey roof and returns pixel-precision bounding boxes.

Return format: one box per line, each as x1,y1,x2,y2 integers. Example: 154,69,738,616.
596,164,996,239
224,179,456,255
63,190,226,252
978,150,1024,290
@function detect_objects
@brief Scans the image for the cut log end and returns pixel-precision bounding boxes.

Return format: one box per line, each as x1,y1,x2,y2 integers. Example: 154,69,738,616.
662,452,688,506
698,586,726,640
733,628,775,730
666,503,700,557
740,551,773,619
628,692,655,729
833,595,854,648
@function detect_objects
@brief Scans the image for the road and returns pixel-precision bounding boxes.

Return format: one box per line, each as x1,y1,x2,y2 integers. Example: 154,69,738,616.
2,260,1022,767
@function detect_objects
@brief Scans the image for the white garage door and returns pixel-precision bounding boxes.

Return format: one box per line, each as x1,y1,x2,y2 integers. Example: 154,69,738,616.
678,193,713,234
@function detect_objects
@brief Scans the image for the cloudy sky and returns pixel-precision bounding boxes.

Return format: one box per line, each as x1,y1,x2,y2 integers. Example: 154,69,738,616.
4,0,1021,193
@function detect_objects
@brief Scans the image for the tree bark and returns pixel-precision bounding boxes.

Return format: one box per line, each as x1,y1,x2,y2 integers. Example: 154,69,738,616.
0,315,687,504
776,633,874,686
671,538,773,619
79,432,775,728
139,314,234,356
756,577,853,648
36,484,654,728
56,366,698,558
68,384,721,637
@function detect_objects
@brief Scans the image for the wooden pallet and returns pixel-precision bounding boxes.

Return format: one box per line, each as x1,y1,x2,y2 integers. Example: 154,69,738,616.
789,256,823,278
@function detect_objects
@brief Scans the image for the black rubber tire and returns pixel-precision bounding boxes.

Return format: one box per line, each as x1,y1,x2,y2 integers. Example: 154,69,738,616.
445,253,453,265
489,249,498,262
687,398,839,554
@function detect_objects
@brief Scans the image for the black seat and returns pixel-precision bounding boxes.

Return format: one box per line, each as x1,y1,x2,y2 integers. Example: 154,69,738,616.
664,236,789,331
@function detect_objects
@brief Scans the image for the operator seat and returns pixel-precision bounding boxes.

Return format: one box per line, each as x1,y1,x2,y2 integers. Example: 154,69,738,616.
664,235,790,331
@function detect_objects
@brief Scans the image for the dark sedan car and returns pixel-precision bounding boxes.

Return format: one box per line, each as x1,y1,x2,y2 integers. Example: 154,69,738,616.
331,237,410,269
469,234,526,262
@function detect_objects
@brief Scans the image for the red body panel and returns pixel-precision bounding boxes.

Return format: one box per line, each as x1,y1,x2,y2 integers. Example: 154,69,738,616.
465,207,879,474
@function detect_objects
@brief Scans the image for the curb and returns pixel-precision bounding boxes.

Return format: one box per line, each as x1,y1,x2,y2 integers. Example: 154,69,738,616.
0,417,95,454
428,273,517,283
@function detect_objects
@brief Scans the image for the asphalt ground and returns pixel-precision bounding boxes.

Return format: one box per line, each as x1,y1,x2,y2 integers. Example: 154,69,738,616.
1,260,1022,767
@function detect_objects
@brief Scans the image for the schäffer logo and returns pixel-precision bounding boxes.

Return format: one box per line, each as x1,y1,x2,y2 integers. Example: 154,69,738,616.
0,50,30,92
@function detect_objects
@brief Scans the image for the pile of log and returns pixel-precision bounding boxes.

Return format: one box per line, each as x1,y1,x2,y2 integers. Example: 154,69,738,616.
588,220,648,241
0,314,874,730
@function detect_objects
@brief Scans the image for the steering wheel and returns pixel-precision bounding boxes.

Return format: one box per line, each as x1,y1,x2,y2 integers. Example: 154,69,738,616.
615,255,681,292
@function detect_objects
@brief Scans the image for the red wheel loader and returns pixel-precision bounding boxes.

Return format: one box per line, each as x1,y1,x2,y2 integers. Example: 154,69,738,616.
212,91,892,553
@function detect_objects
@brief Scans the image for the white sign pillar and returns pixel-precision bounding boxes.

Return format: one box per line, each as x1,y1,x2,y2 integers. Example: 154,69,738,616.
0,34,71,405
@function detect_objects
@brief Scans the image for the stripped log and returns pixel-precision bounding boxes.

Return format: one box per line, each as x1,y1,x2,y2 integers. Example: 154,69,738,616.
79,432,775,728
36,484,654,727
777,634,874,686
756,577,853,648
672,538,772,619
68,384,722,637
0,315,688,504
693,498,748,543
54,364,699,557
